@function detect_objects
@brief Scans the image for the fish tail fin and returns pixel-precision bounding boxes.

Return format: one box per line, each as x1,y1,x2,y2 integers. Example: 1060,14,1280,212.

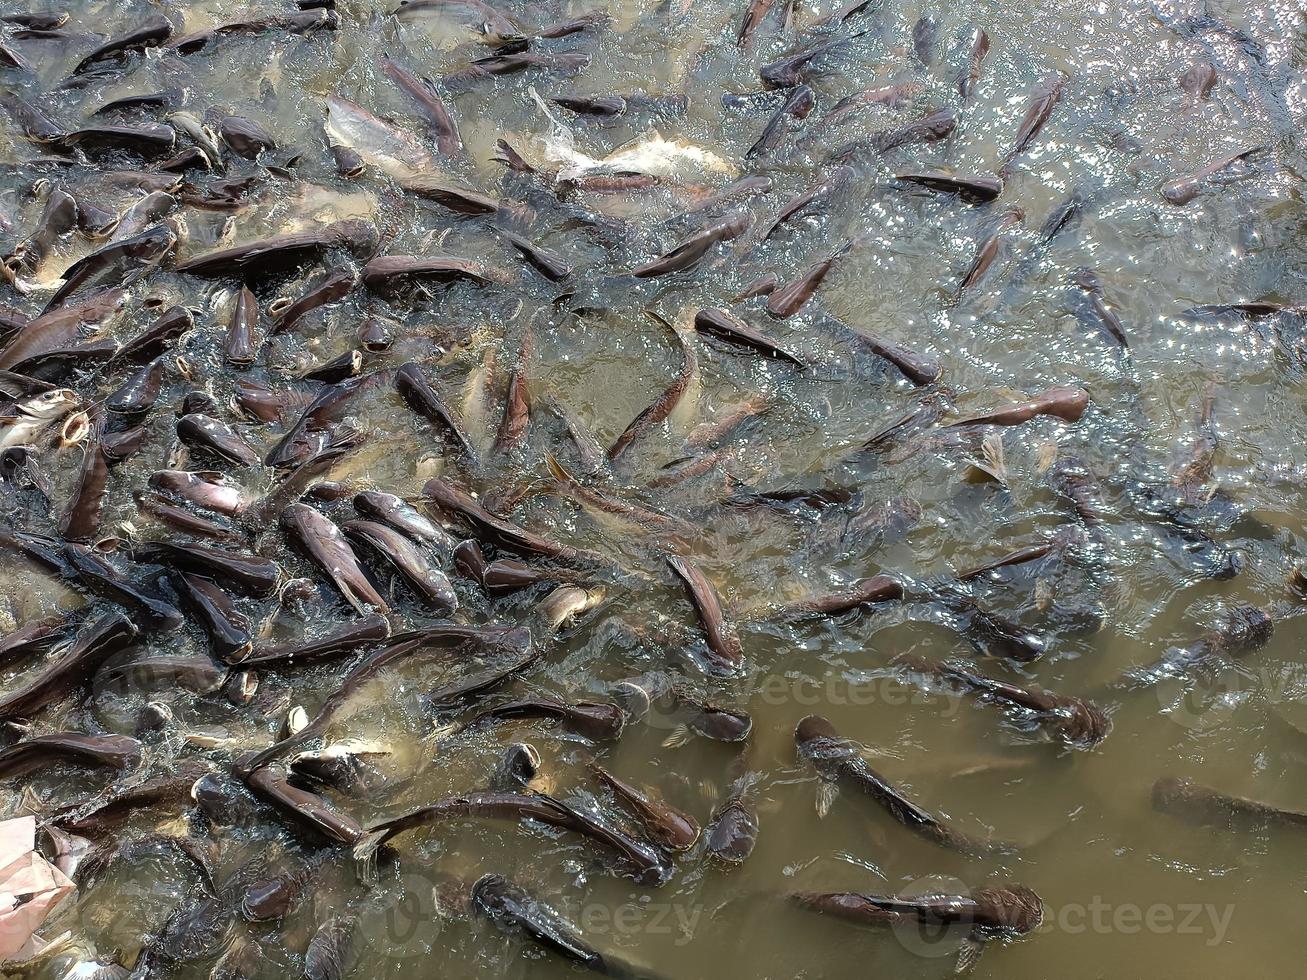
543,450,577,488
660,724,691,748
352,829,386,870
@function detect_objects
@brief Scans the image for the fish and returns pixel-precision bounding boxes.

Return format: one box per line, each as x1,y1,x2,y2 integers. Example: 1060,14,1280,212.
269,268,357,335
132,541,280,596
608,315,698,462
305,915,358,980
948,386,1089,427
767,574,903,620
0,732,141,780
172,572,252,663
1179,60,1217,101
955,26,991,98
470,873,664,979
1152,776,1307,829
446,697,624,741
760,33,864,89
362,254,492,295
630,213,751,277
175,414,260,467
795,715,1007,854
613,672,753,744
895,653,1111,748
357,791,670,884
1000,71,1066,176
896,169,1003,203
45,225,176,310
175,220,377,279
590,764,700,851
342,519,458,612
380,54,463,157
243,614,391,668
1162,146,1262,205
0,610,137,721
666,555,743,673
792,884,1043,973
704,765,759,864
692,308,805,366
281,503,390,614
766,241,853,318
1113,605,1272,690
957,205,1024,296
245,764,364,844
1071,269,1129,348
395,362,479,458
833,107,958,158
71,14,174,75
746,85,815,158
62,543,185,630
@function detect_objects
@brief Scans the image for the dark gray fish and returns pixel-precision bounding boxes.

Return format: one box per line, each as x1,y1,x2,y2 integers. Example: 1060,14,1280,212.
395,361,478,458
243,613,390,668
224,286,259,366
666,555,743,673
380,54,463,157
175,220,377,279
0,731,140,780
795,715,1008,854
452,697,624,741
0,610,137,721
766,242,851,318
1071,269,1128,348
471,874,664,979
132,541,280,596
895,653,1111,748
792,884,1043,971
343,518,458,612
176,414,260,467
269,268,357,335
693,308,805,366
760,32,863,89
1152,776,1307,829
353,490,451,548
746,84,814,158
1162,146,1262,205
45,225,175,310
769,574,902,619
111,302,192,365
955,26,990,98
896,169,1003,203
630,213,752,277
590,764,700,851
357,791,670,884
912,15,940,65
361,254,491,295
246,764,364,844
71,14,174,75
305,915,358,980
957,205,1024,297
999,71,1066,176
62,543,184,630
219,114,275,158
173,572,252,663
282,503,390,614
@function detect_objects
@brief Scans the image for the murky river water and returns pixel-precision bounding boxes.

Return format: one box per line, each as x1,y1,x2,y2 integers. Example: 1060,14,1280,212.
1,0,1306,977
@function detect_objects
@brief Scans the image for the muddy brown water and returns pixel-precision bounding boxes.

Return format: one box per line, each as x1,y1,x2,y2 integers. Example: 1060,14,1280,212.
1,0,1306,977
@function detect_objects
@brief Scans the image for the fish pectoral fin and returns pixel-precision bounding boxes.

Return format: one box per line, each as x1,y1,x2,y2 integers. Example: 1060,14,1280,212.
955,938,985,975
815,777,839,818
661,724,691,748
